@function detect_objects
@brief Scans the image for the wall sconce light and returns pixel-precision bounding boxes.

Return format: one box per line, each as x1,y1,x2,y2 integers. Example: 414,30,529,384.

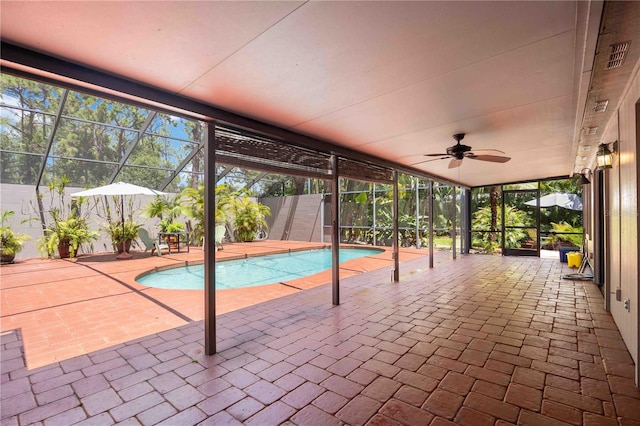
577,168,591,185
596,142,615,170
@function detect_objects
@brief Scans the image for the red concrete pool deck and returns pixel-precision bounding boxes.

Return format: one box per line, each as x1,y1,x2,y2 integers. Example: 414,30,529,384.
0,241,433,370
2,244,639,425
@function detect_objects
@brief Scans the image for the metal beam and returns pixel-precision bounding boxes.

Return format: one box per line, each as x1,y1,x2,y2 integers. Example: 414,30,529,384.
415,177,420,249
242,171,268,190
159,142,203,191
35,89,68,191
463,189,472,254
392,171,400,282
452,186,457,260
109,112,157,184
215,165,234,183
204,123,216,355
331,155,340,305
429,180,434,268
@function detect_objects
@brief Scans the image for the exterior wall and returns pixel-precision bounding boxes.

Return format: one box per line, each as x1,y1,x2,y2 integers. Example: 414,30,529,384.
599,59,640,384
261,194,323,242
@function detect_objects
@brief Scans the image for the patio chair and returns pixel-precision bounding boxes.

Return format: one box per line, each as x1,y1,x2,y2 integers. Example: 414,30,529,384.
215,225,226,251
138,228,170,256
202,225,227,251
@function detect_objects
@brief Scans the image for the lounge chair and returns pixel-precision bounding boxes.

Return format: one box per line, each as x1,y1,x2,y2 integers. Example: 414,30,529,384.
202,225,227,251
138,228,170,256
215,225,226,251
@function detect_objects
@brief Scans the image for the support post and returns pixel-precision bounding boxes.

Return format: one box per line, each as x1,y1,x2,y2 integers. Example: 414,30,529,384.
429,180,434,268
331,155,340,305
415,177,420,249
204,123,217,355
320,191,325,243
463,189,472,254
372,183,377,246
452,186,457,260
392,170,400,281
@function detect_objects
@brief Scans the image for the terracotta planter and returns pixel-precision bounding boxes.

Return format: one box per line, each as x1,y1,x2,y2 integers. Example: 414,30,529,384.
58,240,71,259
116,239,132,254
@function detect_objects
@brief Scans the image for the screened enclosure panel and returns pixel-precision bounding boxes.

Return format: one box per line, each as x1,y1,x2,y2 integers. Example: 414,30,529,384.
1,74,206,190
42,158,118,188
0,151,44,184
0,109,54,153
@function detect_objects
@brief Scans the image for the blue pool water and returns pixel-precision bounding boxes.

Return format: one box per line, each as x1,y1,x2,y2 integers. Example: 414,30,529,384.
137,248,383,290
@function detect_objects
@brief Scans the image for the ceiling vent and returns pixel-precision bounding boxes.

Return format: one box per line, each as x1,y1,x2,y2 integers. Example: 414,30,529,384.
585,126,599,135
594,100,609,112
606,41,630,69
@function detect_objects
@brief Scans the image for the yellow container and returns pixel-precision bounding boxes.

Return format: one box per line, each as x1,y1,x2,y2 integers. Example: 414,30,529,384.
567,251,581,268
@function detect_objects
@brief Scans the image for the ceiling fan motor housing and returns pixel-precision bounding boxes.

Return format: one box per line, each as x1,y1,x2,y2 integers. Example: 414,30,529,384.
447,133,472,158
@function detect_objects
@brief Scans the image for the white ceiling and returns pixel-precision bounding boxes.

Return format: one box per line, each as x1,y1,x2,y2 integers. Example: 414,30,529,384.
0,1,607,186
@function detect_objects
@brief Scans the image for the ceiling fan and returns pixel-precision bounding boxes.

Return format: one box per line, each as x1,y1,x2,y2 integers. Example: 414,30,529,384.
415,133,511,169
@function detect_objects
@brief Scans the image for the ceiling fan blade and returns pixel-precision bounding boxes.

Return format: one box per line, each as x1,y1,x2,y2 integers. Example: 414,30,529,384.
470,155,511,163
411,156,449,166
468,148,505,156
448,158,463,169
424,153,449,157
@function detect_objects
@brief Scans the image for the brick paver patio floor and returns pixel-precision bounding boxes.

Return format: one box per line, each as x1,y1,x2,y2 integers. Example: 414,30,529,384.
1,247,639,425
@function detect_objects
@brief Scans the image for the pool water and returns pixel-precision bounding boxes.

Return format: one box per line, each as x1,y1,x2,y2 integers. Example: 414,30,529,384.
137,247,383,290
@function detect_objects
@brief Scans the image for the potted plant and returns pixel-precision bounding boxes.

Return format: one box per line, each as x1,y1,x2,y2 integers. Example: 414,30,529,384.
0,210,31,264
231,193,271,242
106,220,142,254
144,194,188,249
39,211,99,259
35,176,99,259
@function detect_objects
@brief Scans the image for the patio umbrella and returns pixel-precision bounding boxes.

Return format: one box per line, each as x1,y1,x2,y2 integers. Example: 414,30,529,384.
524,193,583,210
71,182,166,259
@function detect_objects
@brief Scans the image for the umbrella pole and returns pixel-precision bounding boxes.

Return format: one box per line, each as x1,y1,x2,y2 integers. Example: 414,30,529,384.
116,195,132,260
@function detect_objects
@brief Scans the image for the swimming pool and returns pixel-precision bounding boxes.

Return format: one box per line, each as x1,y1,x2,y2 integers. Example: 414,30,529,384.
137,247,383,290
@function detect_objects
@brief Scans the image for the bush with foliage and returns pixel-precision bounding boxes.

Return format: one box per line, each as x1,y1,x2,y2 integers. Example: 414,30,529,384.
232,193,271,242
105,220,142,253
472,205,531,253
144,195,185,234
0,210,31,262
36,176,99,258
545,221,583,248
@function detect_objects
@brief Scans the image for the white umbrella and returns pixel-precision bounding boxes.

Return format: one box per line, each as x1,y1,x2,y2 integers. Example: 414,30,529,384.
524,193,583,211
71,182,167,259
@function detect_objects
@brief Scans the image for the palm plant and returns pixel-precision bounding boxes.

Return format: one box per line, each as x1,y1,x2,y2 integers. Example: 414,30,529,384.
105,220,142,253
0,210,31,263
39,211,99,258
472,205,531,253
144,195,184,233
36,176,99,258
231,193,271,242
181,183,240,244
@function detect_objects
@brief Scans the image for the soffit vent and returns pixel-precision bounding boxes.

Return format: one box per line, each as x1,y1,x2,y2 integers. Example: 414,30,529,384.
594,100,609,112
606,41,630,69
